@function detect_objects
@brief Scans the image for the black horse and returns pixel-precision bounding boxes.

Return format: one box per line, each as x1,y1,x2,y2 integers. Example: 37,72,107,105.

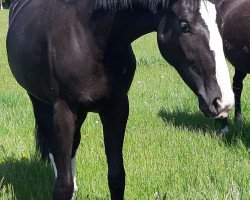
215,0,250,133
7,0,234,199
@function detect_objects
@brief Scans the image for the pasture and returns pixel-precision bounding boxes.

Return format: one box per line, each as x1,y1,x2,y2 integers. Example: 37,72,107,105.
1,9,250,200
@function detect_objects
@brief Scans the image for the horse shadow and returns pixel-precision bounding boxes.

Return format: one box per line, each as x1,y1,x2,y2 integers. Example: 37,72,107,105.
158,108,250,148
0,157,108,200
0,157,54,200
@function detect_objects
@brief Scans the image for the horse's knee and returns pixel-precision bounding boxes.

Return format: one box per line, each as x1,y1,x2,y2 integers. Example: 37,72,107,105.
53,178,74,200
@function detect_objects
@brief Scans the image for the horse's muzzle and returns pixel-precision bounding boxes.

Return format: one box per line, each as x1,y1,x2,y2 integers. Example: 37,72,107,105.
198,98,232,119
214,99,231,119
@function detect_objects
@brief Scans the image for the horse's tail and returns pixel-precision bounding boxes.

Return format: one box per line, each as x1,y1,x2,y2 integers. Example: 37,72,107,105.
29,94,53,161
35,122,51,161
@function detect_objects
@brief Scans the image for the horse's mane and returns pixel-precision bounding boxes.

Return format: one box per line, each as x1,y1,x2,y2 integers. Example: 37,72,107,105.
94,0,203,11
94,0,171,11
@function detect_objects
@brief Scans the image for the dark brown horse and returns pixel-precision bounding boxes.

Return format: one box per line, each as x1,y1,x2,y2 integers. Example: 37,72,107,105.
215,0,250,133
7,0,234,199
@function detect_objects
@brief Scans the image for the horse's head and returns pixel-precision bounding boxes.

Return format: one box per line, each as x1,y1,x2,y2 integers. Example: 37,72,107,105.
157,0,234,118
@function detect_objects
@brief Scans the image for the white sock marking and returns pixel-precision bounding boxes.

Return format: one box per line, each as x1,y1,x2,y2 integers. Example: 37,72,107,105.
200,1,234,109
49,153,77,199
49,153,57,178
71,156,78,192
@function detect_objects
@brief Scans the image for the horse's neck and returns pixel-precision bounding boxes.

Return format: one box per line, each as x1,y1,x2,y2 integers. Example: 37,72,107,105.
216,0,240,18
110,9,163,45
92,8,164,56
76,1,164,54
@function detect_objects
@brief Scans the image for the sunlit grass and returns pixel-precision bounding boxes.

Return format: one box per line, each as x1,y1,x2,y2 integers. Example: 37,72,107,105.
0,9,8,68
1,9,250,200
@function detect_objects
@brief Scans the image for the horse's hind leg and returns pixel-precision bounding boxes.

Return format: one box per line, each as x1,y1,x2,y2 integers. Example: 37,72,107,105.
233,68,247,123
71,109,87,193
51,99,78,200
99,96,129,200
30,94,86,197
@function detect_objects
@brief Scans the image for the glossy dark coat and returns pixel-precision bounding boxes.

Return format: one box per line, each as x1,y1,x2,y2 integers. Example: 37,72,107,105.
216,0,250,129
7,0,232,199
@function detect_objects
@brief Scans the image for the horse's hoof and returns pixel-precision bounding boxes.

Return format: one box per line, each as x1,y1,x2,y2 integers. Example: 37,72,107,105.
220,126,229,135
53,181,74,200
234,113,243,123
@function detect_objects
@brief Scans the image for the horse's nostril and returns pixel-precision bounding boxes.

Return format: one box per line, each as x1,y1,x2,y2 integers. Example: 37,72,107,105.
214,99,229,119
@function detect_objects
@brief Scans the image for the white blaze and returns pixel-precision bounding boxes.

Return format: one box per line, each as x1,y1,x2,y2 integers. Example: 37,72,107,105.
49,153,57,178
71,156,78,192
200,0,234,109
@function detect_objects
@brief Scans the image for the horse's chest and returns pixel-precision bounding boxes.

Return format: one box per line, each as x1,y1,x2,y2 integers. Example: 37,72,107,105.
86,65,134,98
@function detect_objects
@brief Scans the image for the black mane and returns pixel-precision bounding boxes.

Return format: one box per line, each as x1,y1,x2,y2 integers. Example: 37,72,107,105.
94,0,204,12
94,0,171,11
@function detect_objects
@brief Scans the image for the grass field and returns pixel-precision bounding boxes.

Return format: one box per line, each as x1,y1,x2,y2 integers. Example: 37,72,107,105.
1,9,250,200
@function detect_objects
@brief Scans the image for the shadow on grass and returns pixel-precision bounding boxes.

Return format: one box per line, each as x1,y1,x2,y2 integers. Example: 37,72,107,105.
0,157,54,200
158,108,250,148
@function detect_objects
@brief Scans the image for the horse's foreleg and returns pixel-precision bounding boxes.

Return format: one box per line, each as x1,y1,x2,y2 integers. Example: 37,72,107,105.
99,96,129,200
233,69,247,123
218,69,247,134
218,118,229,134
52,100,77,200
50,154,78,194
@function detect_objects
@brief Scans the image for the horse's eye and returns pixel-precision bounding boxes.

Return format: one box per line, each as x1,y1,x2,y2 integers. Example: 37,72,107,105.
179,20,190,33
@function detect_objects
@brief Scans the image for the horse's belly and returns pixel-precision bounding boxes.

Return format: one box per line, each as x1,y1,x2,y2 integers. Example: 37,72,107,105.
51,62,135,111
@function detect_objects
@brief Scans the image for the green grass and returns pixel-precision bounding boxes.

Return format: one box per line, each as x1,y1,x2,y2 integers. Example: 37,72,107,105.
0,9,8,68
1,9,250,200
